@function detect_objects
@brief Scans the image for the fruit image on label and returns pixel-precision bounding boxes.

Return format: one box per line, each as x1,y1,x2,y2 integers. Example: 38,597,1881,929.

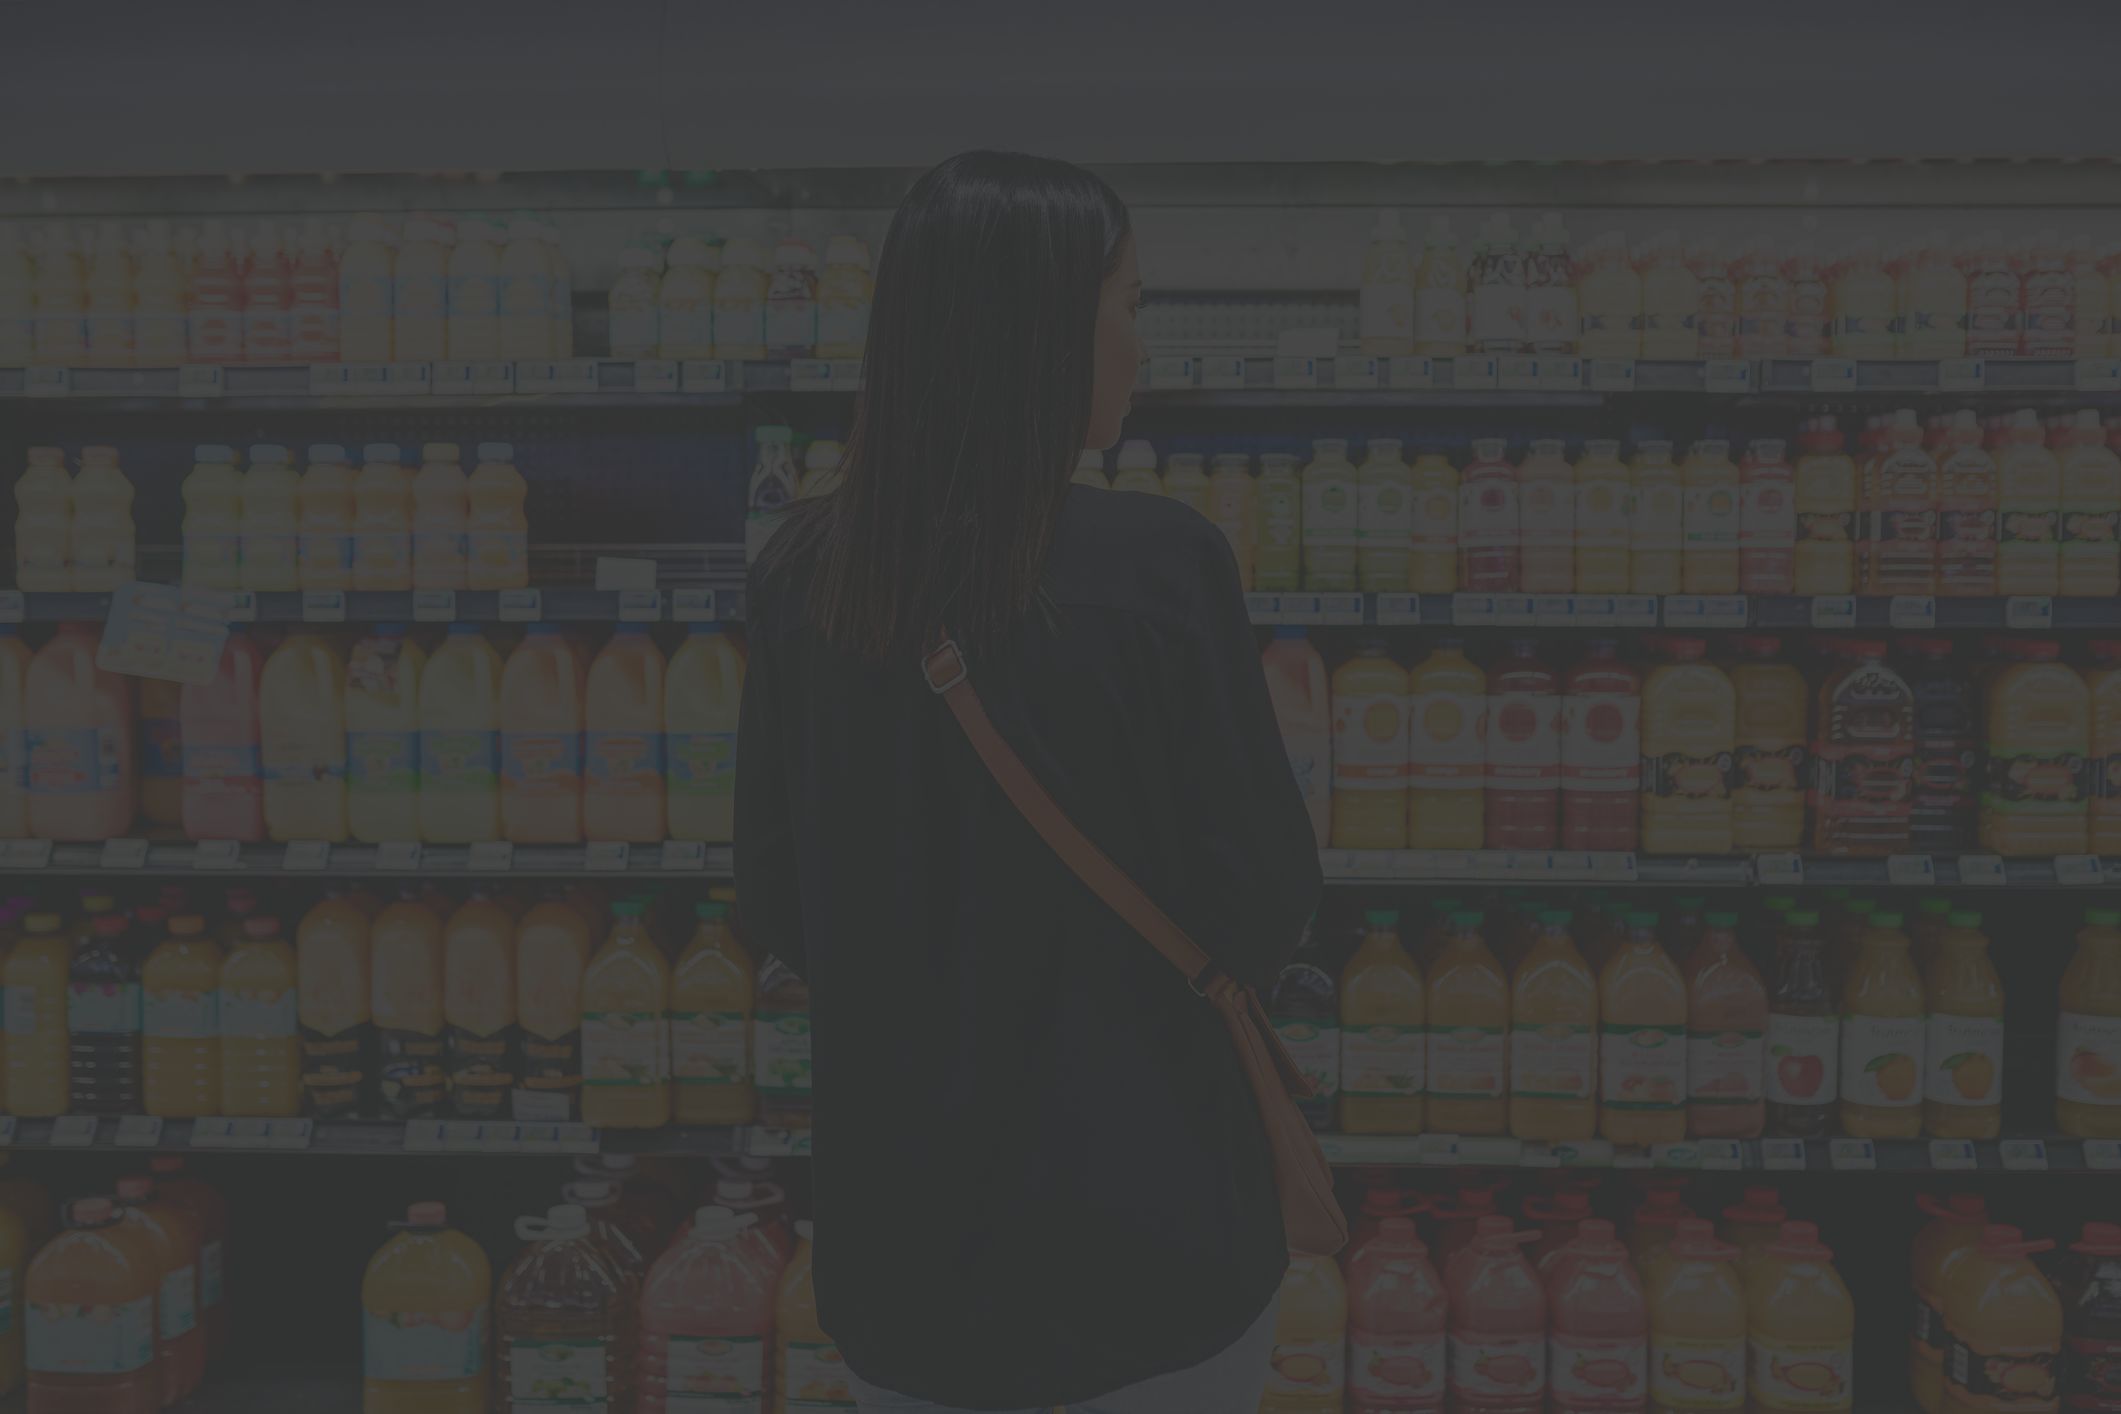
1267,1336,1346,1395
666,1333,762,1397
1333,693,1410,790
1841,1015,1924,1107
1274,1020,1340,1101
1343,1024,1425,1098
1351,1334,1446,1400
2057,1013,2121,1103
1428,1026,1507,1099
1948,1338,2056,1404
1551,1333,1647,1407
1688,1029,1764,1104
1411,691,1486,790
363,1308,489,1381
1750,1338,1851,1407
754,1012,813,1095
509,1337,610,1402
1925,1015,2003,1105
1766,1014,1838,1104
1600,1024,1685,1110
1452,1332,1545,1398
1652,1336,1745,1411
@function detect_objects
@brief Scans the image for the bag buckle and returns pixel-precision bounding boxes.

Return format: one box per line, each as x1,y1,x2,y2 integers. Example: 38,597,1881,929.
921,639,968,694
1189,963,1225,999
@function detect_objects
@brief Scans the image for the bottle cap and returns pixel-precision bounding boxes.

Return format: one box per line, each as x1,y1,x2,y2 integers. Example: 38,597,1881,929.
2072,1222,2121,1257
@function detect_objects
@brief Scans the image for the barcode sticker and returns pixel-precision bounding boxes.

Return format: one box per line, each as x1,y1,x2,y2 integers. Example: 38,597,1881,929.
1332,355,1379,389
413,590,456,623
1889,596,1937,629
1957,855,2006,886
671,588,717,623
468,841,514,873
1760,1139,1808,1171
1929,1140,1978,1171
2000,1139,2048,1171
2055,855,2105,886
376,842,423,871
1887,854,1936,886
498,589,542,622
49,1117,98,1148
1449,356,1499,389
194,840,243,870
114,1116,164,1149
585,842,630,872
282,841,331,871
680,360,729,394
1705,359,1753,393
1148,356,1196,390
1810,358,1857,392
101,839,150,869
631,359,679,393
2006,596,2054,630
1387,357,1435,389
302,590,346,623
1586,358,1636,391
1755,853,1804,886
1809,596,1857,628
1199,355,1247,389
1828,1139,1876,1171
1938,358,1986,392
660,841,707,871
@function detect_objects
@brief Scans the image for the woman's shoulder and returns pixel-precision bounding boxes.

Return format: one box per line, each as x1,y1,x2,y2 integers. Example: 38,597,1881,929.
1049,484,1243,624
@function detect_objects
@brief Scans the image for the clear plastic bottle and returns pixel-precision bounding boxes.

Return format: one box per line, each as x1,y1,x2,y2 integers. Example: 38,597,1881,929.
495,1203,634,1414
1599,911,1688,1145
1414,217,1467,358
1357,440,1413,590
580,900,671,1130
1839,913,1926,1140
410,441,470,593
1923,911,2003,1140
1302,438,1361,591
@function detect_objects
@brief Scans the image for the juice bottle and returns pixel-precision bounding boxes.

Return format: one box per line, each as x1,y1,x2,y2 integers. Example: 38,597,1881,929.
774,1222,852,1413
69,446,134,591
1358,439,1414,590
465,443,529,591
15,446,71,594
439,894,515,1121
1460,438,1522,591
353,442,413,592
1936,411,2001,596
79,221,132,365
1734,240,1790,357
498,625,584,846
1406,639,1485,850
1524,1191,1595,1270
1865,409,1941,594
1206,451,1260,588
1648,1223,1745,1414
1340,909,1426,1136
113,1174,202,1401
1487,639,1560,851
1728,636,1807,851
764,237,819,359
420,625,504,844
2077,239,2113,361
1680,440,1742,594
1745,1222,1853,1414
1639,638,1735,856
347,626,426,843
1263,630,1332,848
410,442,469,592
129,219,185,363
1811,640,1916,857
2056,909,2121,1138
1447,1224,1546,1414
179,630,264,843
1359,211,1416,355
4,912,68,1117
2023,229,2078,354
232,443,297,592
1784,243,1829,355
705,237,764,361
1638,232,1699,359
297,443,356,591
1998,409,2064,595
1330,642,1409,851
754,954,812,1131
1256,452,1305,591
1345,1216,1447,1413
25,622,136,842
2061,1223,2121,1414
1912,1194,1990,1414
494,1203,633,1414
1840,912,1926,1139
361,1202,492,1414
1302,438,1360,591
1109,439,1159,495
373,893,447,1119
1527,215,1579,354
142,914,221,1118
385,216,446,362
69,910,141,1116
1904,238,1970,356
1573,439,1633,594
1413,216,1467,357
1630,441,1684,596
492,216,552,360
1943,1226,2063,1414
584,625,667,843
1981,639,2090,855
2062,408,2121,597
25,1198,159,1414
1508,910,1597,1143
1269,917,1339,1133
1924,913,2003,1140
671,901,754,1126
514,897,590,1121
1518,438,1575,594
1547,1219,1648,1414
1156,451,1206,516
1599,912,1688,1145
581,900,671,1129
1259,1250,1349,1413
1423,911,1509,1135
1469,213,1529,355
443,217,501,361
0,629,34,836
1577,231,1642,358
28,223,87,365
639,1206,777,1413
1560,639,1640,852
1904,638,1978,852
296,891,373,1119
261,631,348,842
1685,913,1766,1139
649,236,708,360
1793,417,1858,595
1738,438,1797,594
1409,448,1459,593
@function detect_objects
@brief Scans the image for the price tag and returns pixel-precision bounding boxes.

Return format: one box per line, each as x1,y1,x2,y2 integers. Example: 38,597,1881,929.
1754,853,1804,886
1493,595,1536,625
1650,1142,1702,1169
307,363,350,394
1699,1140,1744,1171
189,1118,234,1148
1957,854,2006,886
789,359,834,391
1828,1138,1876,1171
1387,356,1435,389
1588,852,1638,880
1373,593,1422,625
2055,854,2105,886
101,838,150,870
1549,1140,1614,1167
2006,596,2054,630
631,359,679,394
514,361,558,392
1938,358,1986,392
1611,1147,1654,1170
585,842,630,872
2000,1139,2049,1171
1809,358,1858,392
1199,355,1247,390
468,841,514,873
282,841,331,871
0,840,53,869
23,365,70,397
617,590,662,623
1454,1137,1522,1167
1887,854,1937,886
1449,355,1499,390
1332,355,1380,390
1517,1143,1560,1168
1451,594,1497,625
1586,358,1636,391
2085,1139,2121,1171
1572,596,1616,625
1809,596,1857,628
680,360,729,394
1684,596,1749,628
1538,356,1584,390
177,364,225,397
386,362,433,395
1889,596,1937,629
1498,355,1541,390
660,840,707,871
401,1120,448,1152
114,1116,164,1149
498,589,542,622
1317,593,1365,624
670,587,718,623
2074,358,2121,392
193,840,244,870
339,363,391,396
1615,596,1660,627
49,1116,98,1148
1273,594,1325,623
413,590,457,623
1271,356,1318,390
1705,359,1753,393
302,590,346,623
1533,596,1575,626
1147,355,1196,390
1760,1138,1808,1171
554,359,599,393
1417,1133,1462,1165
1929,1139,1978,1171
264,1118,314,1150
376,841,424,872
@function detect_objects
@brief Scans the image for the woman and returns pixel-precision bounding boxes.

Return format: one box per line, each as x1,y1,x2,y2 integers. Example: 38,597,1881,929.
736,151,1322,1413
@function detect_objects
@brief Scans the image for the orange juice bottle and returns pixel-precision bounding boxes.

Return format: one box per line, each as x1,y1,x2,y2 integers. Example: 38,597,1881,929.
1648,1222,1745,1414
1839,912,1926,1139
1425,910,1509,1136
440,894,515,1121
221,914,300,1117
1941,1226,2062,1414
1924,912,2003,1140
26,1197,160,1414
499,625,585,846
1997,408,2063,595
347,625,426,844
1332,643,1410,850
1793,417,1858,595
580,900,671,1129
114,1172,203,1402
1573,438,1633,594
774,1222,853,1413
665,626,745,845
1263,1249,1348,1413
1729,637,1807,852
1599,911,1688,1145
671,901,755,1125
1680,439,1742,594
373,893,448,1120
1811,640,1917,858
1639,638,1735,856
1684,912,1766,1139
3,911,69,1117
419,625,504,845
584,625,667,844
142,914,222,1118
1979,639,2091,856
2087,640,2121,854
296,890,372,1119
361,1202,491,1414
260,631,349,843
1340,909,1426,1136
1406,639,1485,850
515,896,590,1122
1910,1193,1989,1414
2057,908,2121,1138
1630,441,1684,595
1409,448,1460,593
1507,909,1596,1143
1746,1222,1853,1414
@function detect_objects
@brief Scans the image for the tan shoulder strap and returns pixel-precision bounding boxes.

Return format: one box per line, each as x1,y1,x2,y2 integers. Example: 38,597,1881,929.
920,639,1228,997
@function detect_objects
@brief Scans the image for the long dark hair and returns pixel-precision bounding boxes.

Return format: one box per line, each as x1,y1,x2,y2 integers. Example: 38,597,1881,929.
759,150,1131,661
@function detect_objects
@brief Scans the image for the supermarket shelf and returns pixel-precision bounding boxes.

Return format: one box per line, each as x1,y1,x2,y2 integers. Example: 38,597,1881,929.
3,584,746,625
1243,591,2120,631
0,1370,365,1414
1318,849,2111,888
1319,1133,2118,1173
3,839,734,879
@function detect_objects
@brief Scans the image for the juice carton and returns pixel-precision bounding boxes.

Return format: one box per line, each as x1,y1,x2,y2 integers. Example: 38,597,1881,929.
1560,639,1640,852
1448,1224,1545,1414
1302,439,1360,590
1460,438,1522,591
1409,448,1459,593
1745,1222,1853,1414
1519,438,1575,594
1263,630,1332,848
261,632,348,843
1911,1194,1990,1414
639,1206,777,1413
1358,440,1414,590
581,900,671,1129
420,625,504,844
296,891,373,1119
1793,418,1858,595
1508,910,1597,1144
353,442,413,592
373,894,447,1119
500,626,585,845
1413,217,1467,357
466,442,529,591
2057,908,2121,1138
441,895,515,1122
1487,639,1560,850
2061,1224,2121,1414
1639,638,1734,855
1943,1226,2062,1414
1680,440,1741,594
1331,642,1409,850
515,896,590,1121
1924,912,2003,1140
347,626,426,843
671,901,754,1126
362,1203,492,1414
1840,912,1926,1139
1264,1251,1348,1413
26,622,136,842
1600,912,1688,1145
584,625,667,843
1739,438,1796,594
3,912,68,1117
1685,913,1766,1139
142,914,221,1119
297,443,356,591
774,1222,852,1412
26,1198,160,1414
1347,1217,1447,1413
1980,639,2090,856
1998,409,2063,594
1729,637,1807,851
1407,639,1485,850
496,1203,635,1414
1341,910,1426,1136
1426,911,1510,1137
1547,1219,1648,1414
1256,452,1305,591
113,1173,203,1401
1648,1222,1744,1414
410,442,470,592
1269,916,1340,1133
1811,640,1916,857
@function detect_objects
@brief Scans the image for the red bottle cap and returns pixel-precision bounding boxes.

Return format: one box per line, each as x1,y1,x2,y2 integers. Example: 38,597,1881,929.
2072,1223,2121,1257
1917,1192,1987,1224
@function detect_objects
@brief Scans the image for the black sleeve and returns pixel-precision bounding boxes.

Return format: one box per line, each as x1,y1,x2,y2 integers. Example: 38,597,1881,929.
733,623,806,979
1159,526,1324,990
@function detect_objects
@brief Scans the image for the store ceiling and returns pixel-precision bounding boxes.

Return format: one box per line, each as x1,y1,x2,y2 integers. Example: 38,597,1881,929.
8,0,2120,177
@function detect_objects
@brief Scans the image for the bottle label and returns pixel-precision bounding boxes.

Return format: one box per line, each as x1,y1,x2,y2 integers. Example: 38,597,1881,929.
1301,475,1358,545
754,1011,813,1096
667,731,738,799
1416,287,1466,347
348,730,420,794
712,297,765,355
1735,743,1807,801
1925,1014,2003,1107
500,732,581,794
378,1029,448,1118
516,1028,580,1118
25,726,123,794
581,1012,667,1088
1683,482,1742,549
1458,476,1521,552
2064,1333,2121,1413
69,981,141,1035
584,731,664,794
445,1022,515,1118
1510,1023,1595,1100
355,530,411,579
1487,690,1561,784
782,1339,853,1405
1551,1332,1647,1409
1351,1332,1446,1401
664,1333,762,1399
1749,1339,1850,1408
159,1265,198,1338
363,1308,489,1381
2001,504,2062,549
1561,694,1641,792
1358,477,1414,539
421,730,498,794
1450,1331,1545,1399
1766,1013,1839,1106
1575,476,1632,550
1631,480,1684,553
183,742,262,792
448,273,500,318
467,532,528,584
1949,1337,2057,1407
1740,480,1797,549
1274,1020,1341,1102
1519,477,1574,553
1599,1024,1686,1110
1332,693,1409,791
670,1010,748,1086
1982,749,2090,814
28,1292,155,1374
1360,285,1415,347
140,716,183,781
302,1021,372,1119
1428,1025,1507,1100
144,988,220,1039
1913,1283,1946,1366
1688,1028,1765,1105
1642,749,1733,802
262,727,345,786
1267,1336,1347,1399
1411,484,1458,552
508,1336,611,1405
1652,1334,1746,1411
1409,691,1486,791
1840,1015,1925,1108
1342,1023,1425,1098
340,272,392,323
2057,1012,2121,1105
3,985,39,1036
500,271,552,319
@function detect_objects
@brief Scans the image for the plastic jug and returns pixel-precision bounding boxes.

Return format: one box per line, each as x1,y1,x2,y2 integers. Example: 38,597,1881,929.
500,626,584,845
1262,1250,1348,1413
440,894,515,1122
1840,912,1926,1139
1508,910,1597,1144
1639,638,1733,855
25,623,135,842
2058,908,2121,1138
1793,418,1858,594
1339,910,1426,1136
361,1202,492,1414
145,1156,227,1363
1547,1219,1648,1414
774,1221,852,1412
297,443,356,591
410,442,469,591
180,630,264,843
261,632,347,843
1331,642,1409,850
296,892,373,1119
372,895,447,1120
1980,639,2090,856
1407,639,1486,850
514,897,591,1121
1811,640,1916,857
639,1205,779,1413
1729,637,1806,851
25,1198,160,1414
495,1203,634,1414
1685,914,1766,1139
465,442,529,591
581,900,671,1129
672,901,755,1126
584,625,667,843
142,914,222,1119
664,627,744,845
1924,912,2004,1140
221,914,300,1117
69,909,142,1116
353,442,413,592
1599,911,1688,1145
1910,1194,1989,1414
1426,911,1510,1137
347,626,426,843
1941,1226,2062,1414
3,912,69,1117
1648,1223,1745,1414
113,1174,203,1402
1344,1216,1447,1413
69,446,134,591
1448,1225,1546,1414
238,444,299,592
420,625,504,844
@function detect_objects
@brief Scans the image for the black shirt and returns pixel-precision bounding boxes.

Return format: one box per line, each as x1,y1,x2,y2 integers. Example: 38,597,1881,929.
735,484,1323,1409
